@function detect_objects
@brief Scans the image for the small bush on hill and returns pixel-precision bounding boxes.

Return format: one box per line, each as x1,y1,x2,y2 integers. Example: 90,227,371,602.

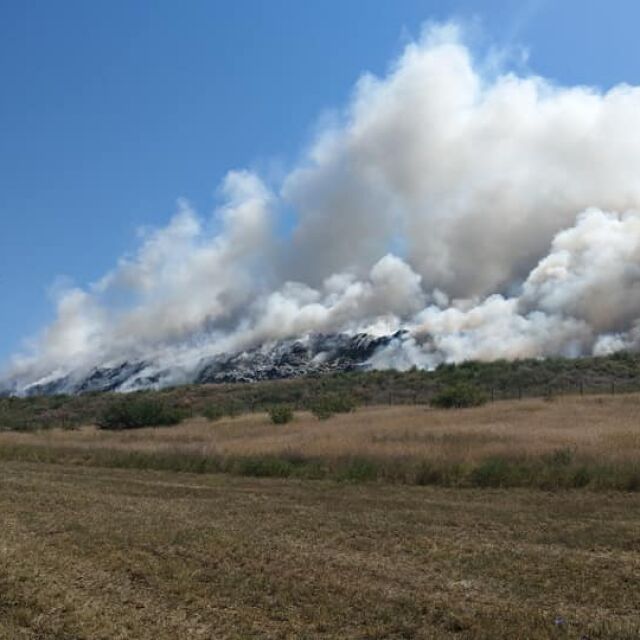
310,394,356,420
202,405,225,422
269,405,294,424
97,398,186,430
469,458,512,487
430,383,488,409
337,457,378,482
310,405,333,421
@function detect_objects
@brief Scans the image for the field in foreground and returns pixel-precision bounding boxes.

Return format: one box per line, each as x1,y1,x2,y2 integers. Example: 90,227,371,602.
2,394,640,489
1,461,639,639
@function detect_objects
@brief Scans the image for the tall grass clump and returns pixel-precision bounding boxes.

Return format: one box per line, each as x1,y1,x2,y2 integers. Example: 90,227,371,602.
430,383,488,409
97,398,186,430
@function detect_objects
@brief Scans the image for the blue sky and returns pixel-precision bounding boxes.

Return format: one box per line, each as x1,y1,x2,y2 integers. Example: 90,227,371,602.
2,0,640,364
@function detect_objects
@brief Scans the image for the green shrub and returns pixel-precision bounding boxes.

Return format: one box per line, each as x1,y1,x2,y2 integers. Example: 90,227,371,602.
571,466,592,488
231,456,294,478
430,383,488,409
97,398,186,430
310,404,334,421
202,405,225,422
49,394,70,410
309,393,356,420
268,405,294,424
469,458,513,487
337,457,378,482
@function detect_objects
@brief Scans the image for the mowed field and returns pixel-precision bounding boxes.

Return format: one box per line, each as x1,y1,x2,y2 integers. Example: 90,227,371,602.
1,395,640,638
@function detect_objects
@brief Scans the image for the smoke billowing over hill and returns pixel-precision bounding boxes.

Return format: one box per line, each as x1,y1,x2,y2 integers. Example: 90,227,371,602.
5,23,640,394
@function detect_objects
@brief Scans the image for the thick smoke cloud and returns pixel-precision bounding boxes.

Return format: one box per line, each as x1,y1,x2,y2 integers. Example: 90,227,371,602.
6,23,640,391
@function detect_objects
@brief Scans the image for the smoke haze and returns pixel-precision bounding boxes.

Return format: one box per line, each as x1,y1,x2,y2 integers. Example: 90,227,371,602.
7,23,640,391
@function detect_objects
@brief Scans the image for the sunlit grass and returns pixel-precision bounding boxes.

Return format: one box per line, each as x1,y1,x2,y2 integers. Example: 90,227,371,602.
2,394,640,489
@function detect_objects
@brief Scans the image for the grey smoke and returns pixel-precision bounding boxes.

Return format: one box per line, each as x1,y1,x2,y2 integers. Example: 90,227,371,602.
6,23,640,391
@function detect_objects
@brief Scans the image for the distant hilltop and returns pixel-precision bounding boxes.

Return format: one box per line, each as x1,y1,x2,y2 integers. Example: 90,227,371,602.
3,332,406,397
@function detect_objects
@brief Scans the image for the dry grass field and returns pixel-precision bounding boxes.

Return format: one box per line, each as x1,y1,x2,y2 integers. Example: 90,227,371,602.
2,393,640,488
21,393,640,457
1,395,640,638
1,461,639,639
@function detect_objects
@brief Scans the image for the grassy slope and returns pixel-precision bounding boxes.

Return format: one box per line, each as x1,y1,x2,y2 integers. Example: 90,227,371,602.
3,351,640,432
0,462,639,639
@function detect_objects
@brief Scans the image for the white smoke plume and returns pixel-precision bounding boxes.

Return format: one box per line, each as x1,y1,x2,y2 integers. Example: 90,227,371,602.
6,23,640,391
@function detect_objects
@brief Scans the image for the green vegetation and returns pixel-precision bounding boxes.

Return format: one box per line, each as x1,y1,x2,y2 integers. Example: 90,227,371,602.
201,404,225,421
2,442,640,491
430,382,488,408
2,350,640,432
268,404,294,424
310,393,356,420
96,398,186,430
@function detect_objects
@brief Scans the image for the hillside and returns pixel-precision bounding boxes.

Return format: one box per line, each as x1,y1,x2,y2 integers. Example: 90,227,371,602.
2,350,640,432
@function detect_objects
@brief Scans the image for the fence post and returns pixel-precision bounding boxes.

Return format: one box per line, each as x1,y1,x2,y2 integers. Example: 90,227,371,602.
491,387,495,402
580,381,584,396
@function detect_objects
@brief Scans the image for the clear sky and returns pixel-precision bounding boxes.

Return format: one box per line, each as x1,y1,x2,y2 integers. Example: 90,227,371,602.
2,0,640,364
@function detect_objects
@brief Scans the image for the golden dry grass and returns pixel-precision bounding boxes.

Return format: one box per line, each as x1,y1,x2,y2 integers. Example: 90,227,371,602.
2,393,640,465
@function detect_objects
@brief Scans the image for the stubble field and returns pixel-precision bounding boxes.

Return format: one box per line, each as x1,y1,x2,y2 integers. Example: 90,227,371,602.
1,394,640,638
